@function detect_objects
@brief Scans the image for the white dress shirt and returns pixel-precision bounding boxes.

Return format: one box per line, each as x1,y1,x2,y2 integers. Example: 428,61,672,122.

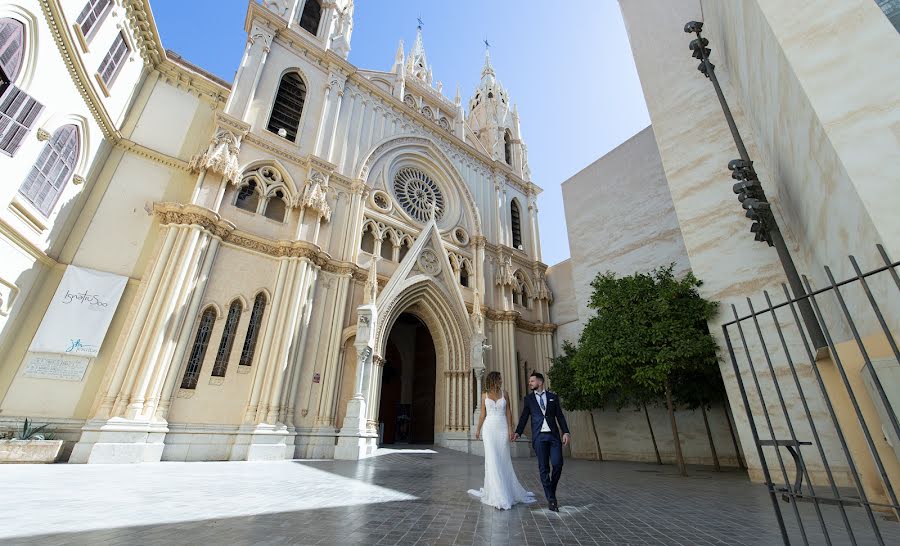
535,390,551,432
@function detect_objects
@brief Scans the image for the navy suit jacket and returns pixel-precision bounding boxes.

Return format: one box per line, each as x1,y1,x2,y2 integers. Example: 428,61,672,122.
515,391,570,440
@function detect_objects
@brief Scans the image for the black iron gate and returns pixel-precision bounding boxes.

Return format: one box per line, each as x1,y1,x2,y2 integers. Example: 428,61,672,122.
722,244,900,545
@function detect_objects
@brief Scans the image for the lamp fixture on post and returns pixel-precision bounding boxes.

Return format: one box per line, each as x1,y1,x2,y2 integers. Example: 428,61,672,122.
684,20,826,352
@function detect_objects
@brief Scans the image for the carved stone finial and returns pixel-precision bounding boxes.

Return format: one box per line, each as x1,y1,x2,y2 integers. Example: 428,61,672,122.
300,173,332,222
189,114,249,185
364,257,379,304
494,254,516,287
471,289,484,334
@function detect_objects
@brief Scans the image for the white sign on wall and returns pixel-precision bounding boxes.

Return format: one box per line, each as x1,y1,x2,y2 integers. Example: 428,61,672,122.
22,354,90,381
28,265,128,357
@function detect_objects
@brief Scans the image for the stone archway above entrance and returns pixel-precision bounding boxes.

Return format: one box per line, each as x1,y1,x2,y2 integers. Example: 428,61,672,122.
336,215,477,459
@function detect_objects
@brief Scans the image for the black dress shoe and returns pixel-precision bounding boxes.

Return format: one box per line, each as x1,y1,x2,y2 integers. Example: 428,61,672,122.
549,500,559,512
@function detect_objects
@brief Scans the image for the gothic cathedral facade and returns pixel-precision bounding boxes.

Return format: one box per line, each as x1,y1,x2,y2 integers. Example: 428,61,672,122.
0,0,556,462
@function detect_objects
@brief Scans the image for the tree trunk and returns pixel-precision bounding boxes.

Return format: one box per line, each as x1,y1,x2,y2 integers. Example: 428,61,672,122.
588,409,603,461
701,405,720,472
642,401,662,465
724,401,746,470
665,381,687,477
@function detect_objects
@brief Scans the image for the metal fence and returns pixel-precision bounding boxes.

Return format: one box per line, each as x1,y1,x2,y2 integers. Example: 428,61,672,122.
722,244,900,545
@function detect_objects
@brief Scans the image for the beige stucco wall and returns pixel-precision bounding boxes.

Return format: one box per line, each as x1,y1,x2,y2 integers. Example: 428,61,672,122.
0,43,215,424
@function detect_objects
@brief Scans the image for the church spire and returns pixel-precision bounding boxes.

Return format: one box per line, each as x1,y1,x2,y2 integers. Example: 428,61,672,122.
405,23,432,85
481,48,495,80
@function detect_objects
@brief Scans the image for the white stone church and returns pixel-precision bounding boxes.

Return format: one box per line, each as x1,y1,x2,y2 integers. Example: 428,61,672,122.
0,0,556,463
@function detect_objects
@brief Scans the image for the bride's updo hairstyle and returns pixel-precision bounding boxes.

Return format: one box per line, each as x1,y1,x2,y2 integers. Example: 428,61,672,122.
483,371,502,393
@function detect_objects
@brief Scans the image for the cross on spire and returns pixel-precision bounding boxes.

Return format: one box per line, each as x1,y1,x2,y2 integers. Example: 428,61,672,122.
417,17,423,29
484,39,490,50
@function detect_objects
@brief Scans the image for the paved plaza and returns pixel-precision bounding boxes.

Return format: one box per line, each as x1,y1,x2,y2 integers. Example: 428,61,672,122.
0,447,897,545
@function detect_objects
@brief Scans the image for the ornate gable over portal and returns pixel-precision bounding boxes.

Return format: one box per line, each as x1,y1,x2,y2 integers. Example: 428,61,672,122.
373,215,473,360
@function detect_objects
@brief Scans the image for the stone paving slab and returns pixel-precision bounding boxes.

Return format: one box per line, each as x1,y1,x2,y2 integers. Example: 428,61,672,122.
0,446,896,545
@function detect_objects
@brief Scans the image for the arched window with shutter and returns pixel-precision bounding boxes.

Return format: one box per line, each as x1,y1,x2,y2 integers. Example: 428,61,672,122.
0,18,43,156
182,306,217,389
212,299,242,377
18,124,79,216
267,72,306,142
298,0,322,36
504,130,512,165
510,198,523,250
239,293,267,367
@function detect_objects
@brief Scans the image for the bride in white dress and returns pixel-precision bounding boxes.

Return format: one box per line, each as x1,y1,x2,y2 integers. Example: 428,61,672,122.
468,371,536,509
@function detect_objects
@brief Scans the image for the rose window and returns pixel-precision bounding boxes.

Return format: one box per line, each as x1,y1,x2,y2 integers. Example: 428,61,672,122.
393,167,445,222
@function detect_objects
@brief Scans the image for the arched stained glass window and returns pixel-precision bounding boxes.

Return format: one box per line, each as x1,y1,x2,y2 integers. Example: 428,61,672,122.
212,300,242,377
239,293,267,367
182,306,217,389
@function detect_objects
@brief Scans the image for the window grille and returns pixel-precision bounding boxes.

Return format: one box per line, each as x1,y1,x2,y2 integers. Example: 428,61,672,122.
182,307,217,389
510,200,523,249
211,300,242,377
266,72,306,142
239,293,267,366
98,31,130,87
76,0,112,39
18,124,78,215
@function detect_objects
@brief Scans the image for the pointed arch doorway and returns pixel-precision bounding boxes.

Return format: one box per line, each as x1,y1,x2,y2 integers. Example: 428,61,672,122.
379,313,436,445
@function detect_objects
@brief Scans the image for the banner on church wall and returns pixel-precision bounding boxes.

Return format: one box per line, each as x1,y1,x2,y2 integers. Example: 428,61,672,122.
28,265,128,357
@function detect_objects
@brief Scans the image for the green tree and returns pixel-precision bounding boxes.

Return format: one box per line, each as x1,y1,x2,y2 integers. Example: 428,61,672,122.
549,341,605,460
673,366,726,471
571,265,719,476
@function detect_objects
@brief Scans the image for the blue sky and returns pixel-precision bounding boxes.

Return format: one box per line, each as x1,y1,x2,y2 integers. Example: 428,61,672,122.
151,0,650,266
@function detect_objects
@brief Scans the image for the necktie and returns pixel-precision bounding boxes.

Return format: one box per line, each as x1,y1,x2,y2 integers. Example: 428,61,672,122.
538,393,546,412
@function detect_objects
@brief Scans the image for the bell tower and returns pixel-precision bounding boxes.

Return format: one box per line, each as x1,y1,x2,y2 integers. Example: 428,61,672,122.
262,0,354,58
466,50,529,179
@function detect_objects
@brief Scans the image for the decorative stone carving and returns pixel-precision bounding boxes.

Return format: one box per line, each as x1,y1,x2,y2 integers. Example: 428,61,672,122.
154,202,236,240
189,113,250,185
471,289,485,335
494,254,516,287
364,257,379,304
417,248,440,276
535,272,553,302
262,0,289,16
300,174,332,221
36,128,50,141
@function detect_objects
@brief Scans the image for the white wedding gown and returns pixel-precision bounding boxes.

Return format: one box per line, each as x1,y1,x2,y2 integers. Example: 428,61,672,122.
468,394,536,509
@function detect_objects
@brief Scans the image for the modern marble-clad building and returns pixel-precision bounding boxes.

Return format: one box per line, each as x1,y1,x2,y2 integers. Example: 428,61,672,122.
549,127,742,466
549,0,900,495
0,0,555,462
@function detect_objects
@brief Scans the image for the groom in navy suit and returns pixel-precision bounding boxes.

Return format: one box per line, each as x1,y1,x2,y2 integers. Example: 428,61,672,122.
514,371,570,512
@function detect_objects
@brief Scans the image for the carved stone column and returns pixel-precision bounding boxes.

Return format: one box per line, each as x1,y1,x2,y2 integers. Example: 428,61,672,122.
528,191,542,261
225,20,275,120
335,300,379,460
70,204,232,464
323,71,347,161
231,250,321,461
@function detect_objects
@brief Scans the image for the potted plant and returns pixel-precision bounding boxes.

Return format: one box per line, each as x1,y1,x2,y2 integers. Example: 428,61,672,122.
0,418,64,463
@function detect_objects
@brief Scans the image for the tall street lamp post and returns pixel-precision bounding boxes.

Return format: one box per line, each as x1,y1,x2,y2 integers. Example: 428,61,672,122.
684,20,826,351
